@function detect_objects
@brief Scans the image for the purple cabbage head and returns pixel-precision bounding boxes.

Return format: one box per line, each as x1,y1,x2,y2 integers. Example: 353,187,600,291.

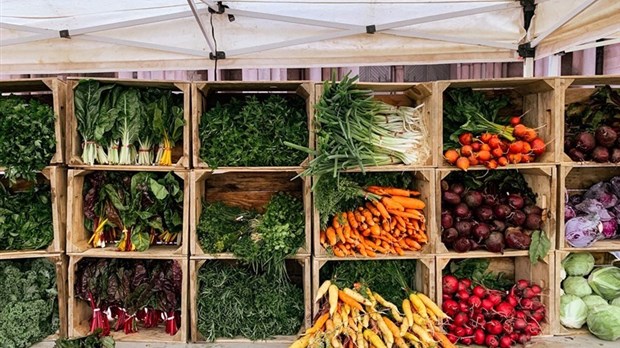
565,204,577,221
610,176,620,198
602,213,618,238
576,198,614,221
584,182,619,209
565,215,603,247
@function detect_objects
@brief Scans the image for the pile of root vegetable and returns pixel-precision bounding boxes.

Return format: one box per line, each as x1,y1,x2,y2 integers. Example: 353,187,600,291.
291,281,453,348
443,88,546,170
565,85,620,163
319,184,428,257
441,274,546,347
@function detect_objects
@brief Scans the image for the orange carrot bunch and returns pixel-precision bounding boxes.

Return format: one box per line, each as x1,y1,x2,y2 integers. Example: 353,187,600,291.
319,186,427,257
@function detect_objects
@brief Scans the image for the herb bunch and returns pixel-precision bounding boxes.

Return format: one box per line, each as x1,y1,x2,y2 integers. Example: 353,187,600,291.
196,260,303,341
0,96,56,182
199,94,308,167
0,258,59,347
0,180,53,251
196,192,304,278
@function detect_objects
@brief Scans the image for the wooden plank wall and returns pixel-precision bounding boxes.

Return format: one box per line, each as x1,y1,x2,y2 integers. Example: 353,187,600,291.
603,43,620,75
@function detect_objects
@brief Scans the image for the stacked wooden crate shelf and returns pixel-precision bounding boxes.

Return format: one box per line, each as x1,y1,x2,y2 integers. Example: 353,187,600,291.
554,76,620,337
64,78,191,343
189,81,314,344
0,78,69,342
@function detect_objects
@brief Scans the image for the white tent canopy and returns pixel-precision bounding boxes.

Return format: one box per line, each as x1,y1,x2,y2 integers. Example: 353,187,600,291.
0,0,618,74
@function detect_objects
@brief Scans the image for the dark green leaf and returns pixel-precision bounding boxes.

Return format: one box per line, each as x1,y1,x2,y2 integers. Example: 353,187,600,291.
529,230,551,264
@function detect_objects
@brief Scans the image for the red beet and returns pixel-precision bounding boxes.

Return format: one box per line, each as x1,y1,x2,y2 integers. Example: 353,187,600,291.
484,194,498,206
457,290,470,301
525,213,542,230
454,203,471,218
473,329,486,345
460,279,472,288
592,146,610,162
532,308,545,323
442,227,459,244
472,223,491,242
485,231,505,253
516,279,530,290
454,326,466,337
506,295,519,307
443,191,462,205
487,292,502,306
451,183,465,196
441,210,454,229
495,302,515,317
461,337,473,346
468,296,482,309
568,148,586,161
454,237,473,252
491,219,507,232
441,180,450,192
499,335,513,348
481,298,494,311
507,194,525,210
486,335,499,348
442,275,459,294
446,333,458,344
486,320,503,335
575,131,596,152
595,125,618,147
455,220,473,237
522,287,537,299
476,205,494,221
442,299,459,316
464,191,484,208
494,204,511,220
531,284,542,295
453,312,469,327
523,205,542,216
611,148,620,163
508,210,526,226
472,285,487,298
514,318,527,330
505,227,532,250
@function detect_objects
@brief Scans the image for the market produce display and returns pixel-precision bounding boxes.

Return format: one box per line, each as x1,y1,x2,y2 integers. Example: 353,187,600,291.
290,74,430,177
440,170,550,260
441,260,546,347
443,88,547,170
315,172,427,257
559,252,620,340
292,281,449,348
0,179,53,251
196,260,304,341
0,95,56,181
199,94,308,167
54,330,115,348
73,258,182,337
74,80,184,166
0,258,59,347
196,192,304,276
82,171,183,251
564,85,620,163
564,176,620,247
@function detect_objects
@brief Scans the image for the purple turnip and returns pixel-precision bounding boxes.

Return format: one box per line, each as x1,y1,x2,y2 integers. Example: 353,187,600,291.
485,232,505,253
595,126,618,148
464,191,484,208
476,205,494,221
592,146,610,163
575,132,596,152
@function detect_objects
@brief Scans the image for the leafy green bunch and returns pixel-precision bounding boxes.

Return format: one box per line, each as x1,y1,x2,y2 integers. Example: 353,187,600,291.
199,94,308,167
196,192,305,279
0,258,59,347
0,181,53,251
54,329,115,348
0,96,56,182
197,261,303,341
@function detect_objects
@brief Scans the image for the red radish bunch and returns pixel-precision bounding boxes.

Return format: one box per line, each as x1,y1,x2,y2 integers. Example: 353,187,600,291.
441,275,545,347
444,119,547,171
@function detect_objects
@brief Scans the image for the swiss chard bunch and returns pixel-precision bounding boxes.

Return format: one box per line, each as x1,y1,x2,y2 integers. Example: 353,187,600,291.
0,180,53,251
0,258,59,347
199,94,308,167
0,96,56,182
82,171,184,251
74,258,182,336
196,260,303,341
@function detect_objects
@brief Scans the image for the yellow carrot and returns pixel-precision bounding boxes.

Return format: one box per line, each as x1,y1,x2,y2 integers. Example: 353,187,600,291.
434,330,457,348
409,293,428,319
416,292,449,320
338,290,363,312
399,318,409,337
305,312,329,335
329,284,339,316
411,324,435,345
343,288,372,306
402,299,414,327
364,329,387,348
315,280,331,303
290,335,311,348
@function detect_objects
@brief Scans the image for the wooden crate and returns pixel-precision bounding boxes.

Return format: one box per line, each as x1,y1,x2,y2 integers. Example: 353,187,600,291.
553,250,619,336
189,257,311,343
314,81,436,168
435,165,557,256
192,81,314,170
436,78,560,167
67,255,188,343
0,166,67,256
190,169,311,257
66,168,189,257
312,256,435,316
65,78,191,170
559,76,620,165
436,253,555,336
0,253,68,340
559,164,620,250
313,169,436,258
0,78,66,165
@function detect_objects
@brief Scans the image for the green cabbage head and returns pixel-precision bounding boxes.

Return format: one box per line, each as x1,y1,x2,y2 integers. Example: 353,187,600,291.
563,276,592,297
560,294,588,329
562,253,595,276
582,295,608,310
611,297,620,307
587,304,620,341
588,266,620,301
